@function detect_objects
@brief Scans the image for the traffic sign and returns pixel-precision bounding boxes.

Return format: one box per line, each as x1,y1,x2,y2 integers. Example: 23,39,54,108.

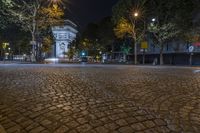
30,41,36,45
141,41,148,49
189,46,194,53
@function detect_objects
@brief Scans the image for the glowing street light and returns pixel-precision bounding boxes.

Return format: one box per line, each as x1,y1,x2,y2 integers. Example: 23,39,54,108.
82,52,86,56
134,12,139,17
152,18,156,22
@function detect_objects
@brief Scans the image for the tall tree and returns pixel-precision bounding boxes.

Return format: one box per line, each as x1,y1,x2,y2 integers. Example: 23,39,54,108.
113,0,147,64
113,0,198,65
148,23,179,65
97,17,115,53
146,0,194,65
79,23,101,57
2,0,64,61
179,0,200,45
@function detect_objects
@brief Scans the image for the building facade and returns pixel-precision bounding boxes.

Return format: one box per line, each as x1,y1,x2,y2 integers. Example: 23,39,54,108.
137,38,200,65
52,20,78,58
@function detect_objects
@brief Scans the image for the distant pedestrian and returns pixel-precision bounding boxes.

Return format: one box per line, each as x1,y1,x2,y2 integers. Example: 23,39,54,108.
153,58,158,65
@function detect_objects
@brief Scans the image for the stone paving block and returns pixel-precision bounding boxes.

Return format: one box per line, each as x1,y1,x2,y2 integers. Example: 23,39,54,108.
54,125,69,133
40,119,52,126
104,123,119,131
89,119,103,127
143,120,156,128
118,126,133,133
95,126,109,133
29,126,45,133
76,124,93,132
0,124,6,133
25,123,40,131
6,125,21,133
66,120,80,129
131,123,146,131
116,119,128,126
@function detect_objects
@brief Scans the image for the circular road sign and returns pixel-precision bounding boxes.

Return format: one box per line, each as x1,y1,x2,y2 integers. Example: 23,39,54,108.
189,46,194,53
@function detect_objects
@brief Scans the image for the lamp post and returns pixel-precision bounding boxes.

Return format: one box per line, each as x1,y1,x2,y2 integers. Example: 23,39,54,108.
131,12,139,65
152,18,156,22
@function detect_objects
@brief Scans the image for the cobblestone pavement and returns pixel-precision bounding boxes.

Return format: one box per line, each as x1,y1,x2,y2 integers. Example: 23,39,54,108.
0,64,200,133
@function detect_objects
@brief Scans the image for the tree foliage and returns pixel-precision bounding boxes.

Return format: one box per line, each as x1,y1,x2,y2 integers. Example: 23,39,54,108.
97,17,115,52
2,0,65,61
148,23,179,45
113,0,147,64
0,0,14,29
112,0,132,25
114,18,132,39
42,35,53,52
112,0,198,65
113,0,147,40
38,4,64,30
146,0,187,65
3,0,64,36
146,0,198,42
77,17,115,57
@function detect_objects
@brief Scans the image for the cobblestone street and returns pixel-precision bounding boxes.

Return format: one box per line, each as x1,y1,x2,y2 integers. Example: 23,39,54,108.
0,64,200,133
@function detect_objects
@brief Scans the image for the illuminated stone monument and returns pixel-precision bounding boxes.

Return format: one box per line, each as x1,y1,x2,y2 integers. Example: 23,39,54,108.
52,20,78,58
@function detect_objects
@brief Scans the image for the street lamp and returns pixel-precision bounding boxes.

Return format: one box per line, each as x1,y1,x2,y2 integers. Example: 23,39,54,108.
152,18,156,22
132,12,139,65
134,12,139,17
82,52,86,56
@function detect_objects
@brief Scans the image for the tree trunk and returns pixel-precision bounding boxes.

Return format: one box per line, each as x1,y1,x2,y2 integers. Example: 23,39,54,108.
160,43,164,65
133,34,137,65
134,41,137,65
31,32,36,62
31,7,37,62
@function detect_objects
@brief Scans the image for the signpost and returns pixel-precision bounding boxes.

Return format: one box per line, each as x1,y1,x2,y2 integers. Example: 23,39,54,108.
141,41,148,64
189,46,194,66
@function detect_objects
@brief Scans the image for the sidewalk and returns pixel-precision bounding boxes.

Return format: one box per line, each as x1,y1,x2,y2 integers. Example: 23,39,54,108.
0,61,18,64
0,61,31,64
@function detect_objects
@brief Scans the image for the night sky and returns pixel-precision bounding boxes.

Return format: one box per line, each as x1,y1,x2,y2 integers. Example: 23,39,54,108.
66,0,118,30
